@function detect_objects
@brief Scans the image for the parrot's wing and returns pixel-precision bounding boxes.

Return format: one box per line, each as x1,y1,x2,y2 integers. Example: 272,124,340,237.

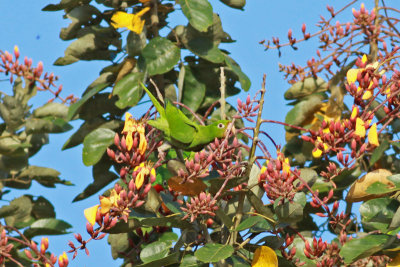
148,117,170,137
165,100,197,144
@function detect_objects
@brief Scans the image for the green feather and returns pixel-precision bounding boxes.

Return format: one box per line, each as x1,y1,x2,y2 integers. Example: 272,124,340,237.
141,83,230,151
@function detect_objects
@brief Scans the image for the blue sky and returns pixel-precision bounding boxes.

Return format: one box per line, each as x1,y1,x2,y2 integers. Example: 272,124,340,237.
0,0,388,266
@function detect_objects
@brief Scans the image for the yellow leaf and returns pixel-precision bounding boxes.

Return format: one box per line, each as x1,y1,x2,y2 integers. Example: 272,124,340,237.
84,205,99,226
355,118,366,138
252,246,278,267
368,123,379,146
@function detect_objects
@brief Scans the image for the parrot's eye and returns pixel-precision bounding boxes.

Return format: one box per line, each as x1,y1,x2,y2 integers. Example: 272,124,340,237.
218,123,225,129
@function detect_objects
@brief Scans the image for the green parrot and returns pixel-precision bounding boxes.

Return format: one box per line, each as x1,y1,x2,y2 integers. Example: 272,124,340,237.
141,84,230,151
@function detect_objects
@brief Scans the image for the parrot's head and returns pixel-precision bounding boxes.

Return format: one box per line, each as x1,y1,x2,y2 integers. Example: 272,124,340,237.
209,120,231,138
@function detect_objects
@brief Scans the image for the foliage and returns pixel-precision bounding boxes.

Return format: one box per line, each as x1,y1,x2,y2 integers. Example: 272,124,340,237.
1,0,400,266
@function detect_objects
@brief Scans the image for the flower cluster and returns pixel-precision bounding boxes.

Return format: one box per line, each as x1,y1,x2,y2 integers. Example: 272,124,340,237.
258,151,302,204
181,192,218,222
0,46,76,104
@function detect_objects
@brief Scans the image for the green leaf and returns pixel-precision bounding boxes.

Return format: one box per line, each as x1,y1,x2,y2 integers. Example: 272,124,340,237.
249,218,272,233
67,83,110,121
0,95,28,131
180,0,213,32
108,233,129,259
113,72,144,109
140,241,170,263
159,192,182,214
227,255,251,266
182,66,206,113
370,140,389,167
339,234,390,264
389,206,400,231
137,252,180,267
284,77,328,100
73,157,118,201
42,0,91,12
25,117,73,134
219,0,246,10
24,218,72,238
127,31,147,57
54,26,120,65
18,165,72,188
0,196,33,228
77,93,124,121
159,232,178,245
180,254,204,267
186,36,225,63
82,128,115,166
63,118,122,150
224,55,250,91
32,196,56,219
59,5,102,40
275,201,304,223
293,192,307,208
195,243,234,263
360,198,399,232
284,94,325,130
138,37,180,76
33,102,69,119
236,216,264,231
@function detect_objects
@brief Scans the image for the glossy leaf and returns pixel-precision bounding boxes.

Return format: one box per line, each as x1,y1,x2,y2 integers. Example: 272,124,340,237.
236,216,264,231
140,241,170,263
138,252,179,267
62,118,122,150
275,201,303,223
180,254,203,267
138,37,180,75
180,0,213,32
186,36,225,63
113,72,144,109
82,128,115,166
195,243,234,262
360,198,399,232
370,140,389,167
340,234,390,264
182,66,206,113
